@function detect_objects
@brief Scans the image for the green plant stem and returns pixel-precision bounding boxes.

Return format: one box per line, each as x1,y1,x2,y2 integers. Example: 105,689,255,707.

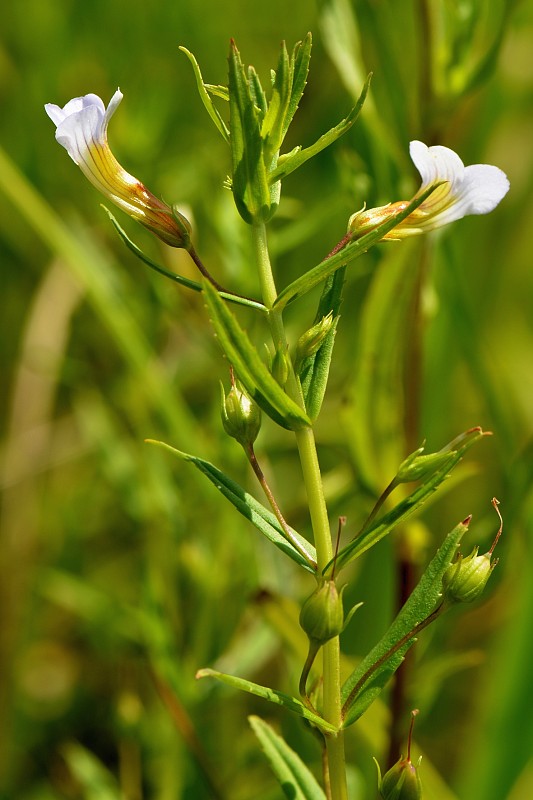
251,218,347,800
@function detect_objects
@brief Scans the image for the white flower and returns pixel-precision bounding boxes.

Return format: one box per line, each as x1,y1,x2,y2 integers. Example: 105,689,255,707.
45,90,190,247
349,140,509,240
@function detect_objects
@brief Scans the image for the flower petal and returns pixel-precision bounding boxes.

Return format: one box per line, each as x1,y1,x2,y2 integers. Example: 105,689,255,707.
459,164,510,215
103,89,123,126
45,90,124,166
45,93,105,127
407,140,510,230
410,140,465,190
54,104,104,163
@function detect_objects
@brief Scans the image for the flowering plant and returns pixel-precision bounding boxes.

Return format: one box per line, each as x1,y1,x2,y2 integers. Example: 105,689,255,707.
45,34,508,800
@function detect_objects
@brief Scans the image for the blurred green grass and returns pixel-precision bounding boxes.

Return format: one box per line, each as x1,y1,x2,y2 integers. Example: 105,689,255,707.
2,1,533,798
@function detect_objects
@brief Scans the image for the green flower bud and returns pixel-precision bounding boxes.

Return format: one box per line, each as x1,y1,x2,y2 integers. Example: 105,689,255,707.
396,447,454,484
294,312,336,370
395,428,489,485
442,547,496,604
220,383,261,447
379,757,422,800
299,581,345,645
377,710,422,800
443,499,502,604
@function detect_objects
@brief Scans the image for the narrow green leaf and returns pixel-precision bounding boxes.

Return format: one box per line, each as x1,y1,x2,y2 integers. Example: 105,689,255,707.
102,207,267,313
179,46,230,141
273,182,442,310
103,206,201,290
249,715,327,800
205,83,229,101
269,73,371,185
341,519,468,727
319,0,406,169
261,41,291,162
196,668,337,734
299,267,345,420
330,428,489,572
248,66,268,117
284,34,312,140
147,440,317,572
228,40,271,222
203,280,312,430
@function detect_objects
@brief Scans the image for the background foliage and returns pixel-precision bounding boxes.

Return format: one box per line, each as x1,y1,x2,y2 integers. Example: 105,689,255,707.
1,1,533,798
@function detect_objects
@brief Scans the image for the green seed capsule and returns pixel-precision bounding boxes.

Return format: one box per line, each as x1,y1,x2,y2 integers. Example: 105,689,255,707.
395,447,454,483
442,547,496,603
299,581,345,645
220,383,261,447
379,758,422,800
377,710,422,799
443,499,502,604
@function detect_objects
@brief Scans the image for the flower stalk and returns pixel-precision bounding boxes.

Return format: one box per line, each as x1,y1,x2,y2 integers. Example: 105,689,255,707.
251,217,347,799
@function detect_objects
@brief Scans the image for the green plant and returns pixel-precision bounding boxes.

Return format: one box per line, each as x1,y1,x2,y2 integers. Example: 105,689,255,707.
40,24,511,800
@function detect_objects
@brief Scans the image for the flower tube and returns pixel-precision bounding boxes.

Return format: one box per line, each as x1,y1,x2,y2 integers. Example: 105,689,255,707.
45,90,190,248
349,140,509,240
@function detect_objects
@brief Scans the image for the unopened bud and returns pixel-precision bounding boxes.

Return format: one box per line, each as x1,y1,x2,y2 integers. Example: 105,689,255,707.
220,382,261,447
443,548,495,603
295,312,336,370
299,581,345,646
377,710,422,800
395,428,490,485
396,447,453,484
443,499,502,604
379,757,422,800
